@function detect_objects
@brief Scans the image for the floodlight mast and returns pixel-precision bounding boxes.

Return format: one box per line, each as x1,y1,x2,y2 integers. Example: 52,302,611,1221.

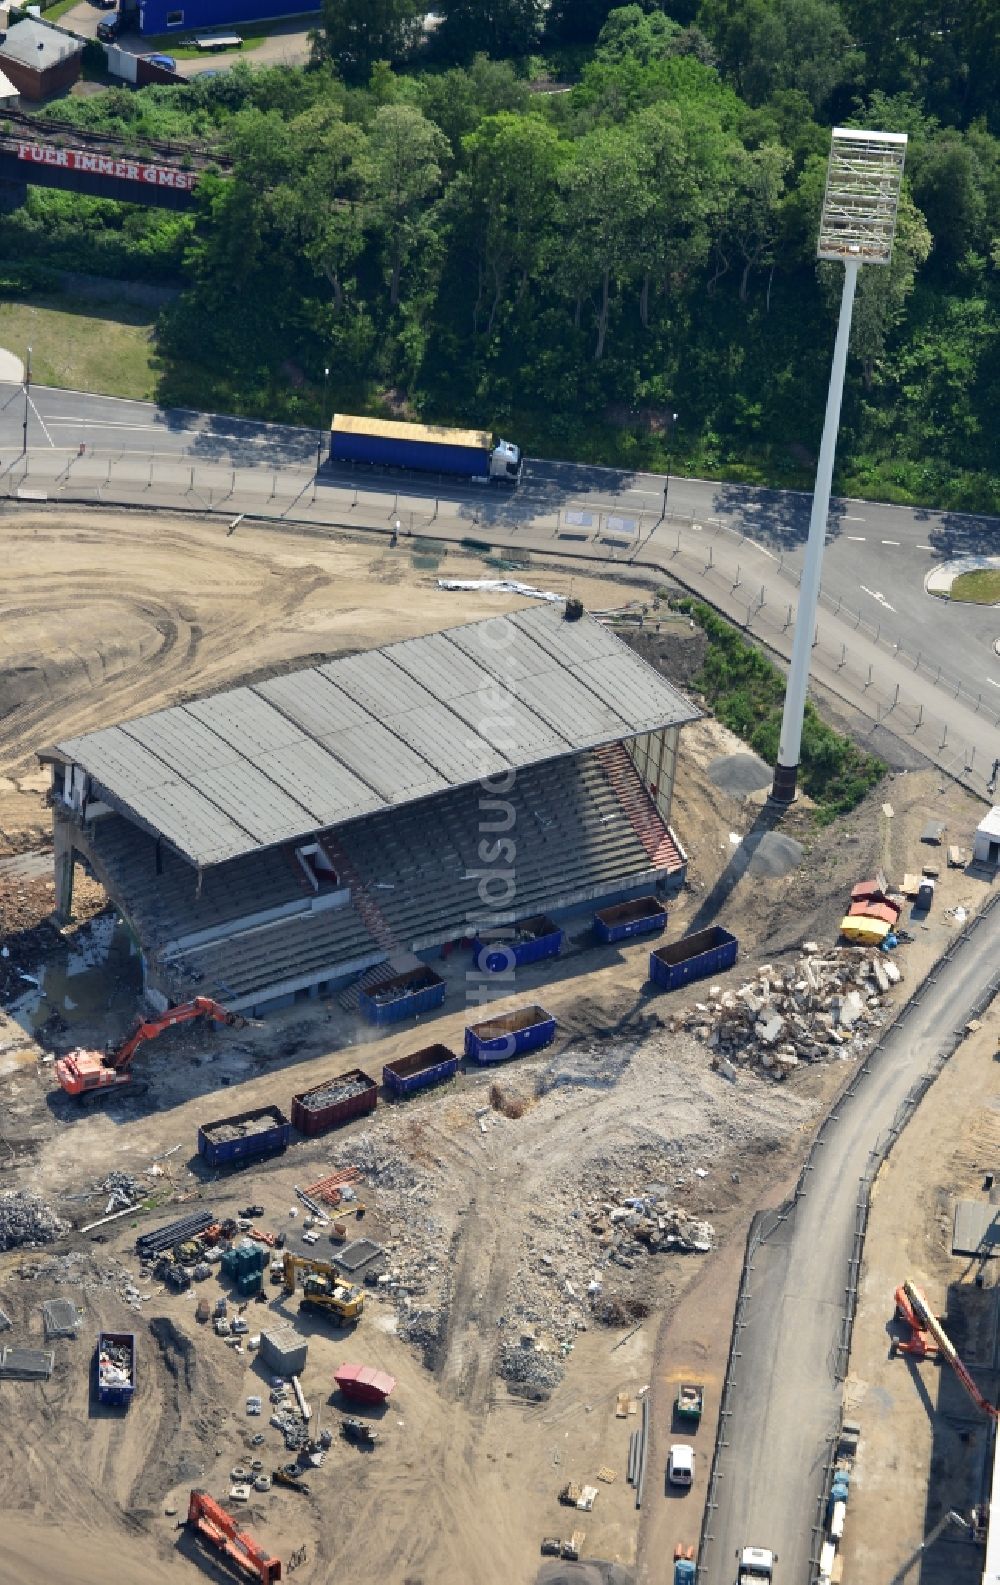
770,129,907,804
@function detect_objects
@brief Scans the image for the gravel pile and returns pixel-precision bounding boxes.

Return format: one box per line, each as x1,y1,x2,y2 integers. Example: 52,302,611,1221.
500,1336,565,1391
0,1190,65,1250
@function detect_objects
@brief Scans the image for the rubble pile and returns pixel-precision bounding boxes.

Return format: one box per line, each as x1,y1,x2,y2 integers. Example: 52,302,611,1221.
0,1190,65,1251
330,1126,449,1352
665,945,902,1077
102,1171,141,1212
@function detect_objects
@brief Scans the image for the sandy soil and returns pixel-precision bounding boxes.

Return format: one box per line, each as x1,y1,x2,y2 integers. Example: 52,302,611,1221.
0,507,993,1585
838,1005,1000,1585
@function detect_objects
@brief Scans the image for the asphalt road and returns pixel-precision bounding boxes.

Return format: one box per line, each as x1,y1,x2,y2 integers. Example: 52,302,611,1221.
4,382,998,713
699,895,1000,1585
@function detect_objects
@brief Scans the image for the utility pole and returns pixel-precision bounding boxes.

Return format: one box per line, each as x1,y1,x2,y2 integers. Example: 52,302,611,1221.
21,342,31,455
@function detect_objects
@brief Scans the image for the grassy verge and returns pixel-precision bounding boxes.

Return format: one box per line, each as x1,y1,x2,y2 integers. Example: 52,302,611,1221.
675,597,886,825
137,12,316,56
0,294,160,400
949,568,1000,604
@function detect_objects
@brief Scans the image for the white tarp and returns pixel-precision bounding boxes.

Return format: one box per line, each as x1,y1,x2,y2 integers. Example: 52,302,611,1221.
437,578,564,603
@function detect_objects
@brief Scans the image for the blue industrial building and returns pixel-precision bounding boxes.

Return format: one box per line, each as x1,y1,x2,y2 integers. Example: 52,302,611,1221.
135,0,319,37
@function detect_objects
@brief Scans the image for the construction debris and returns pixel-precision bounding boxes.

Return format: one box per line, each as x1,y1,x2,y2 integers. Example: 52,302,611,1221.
0,1190,65,1251
295,1074,371,1112
663,946,902,1076
102,1171,141,1213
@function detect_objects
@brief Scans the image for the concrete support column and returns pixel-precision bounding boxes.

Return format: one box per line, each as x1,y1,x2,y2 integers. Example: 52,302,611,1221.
52,816,75,924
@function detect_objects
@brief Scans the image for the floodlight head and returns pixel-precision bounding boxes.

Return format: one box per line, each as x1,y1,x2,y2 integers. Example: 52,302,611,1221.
817,127,907,267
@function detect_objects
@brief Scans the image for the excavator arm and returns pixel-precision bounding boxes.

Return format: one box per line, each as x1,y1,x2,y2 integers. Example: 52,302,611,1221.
108,997,249,1071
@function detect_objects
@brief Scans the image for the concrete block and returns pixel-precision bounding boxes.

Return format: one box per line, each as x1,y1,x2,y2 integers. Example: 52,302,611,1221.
756,1014,785,1045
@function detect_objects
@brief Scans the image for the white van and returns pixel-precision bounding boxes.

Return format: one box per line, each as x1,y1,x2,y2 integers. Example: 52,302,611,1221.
667,1443,695,1487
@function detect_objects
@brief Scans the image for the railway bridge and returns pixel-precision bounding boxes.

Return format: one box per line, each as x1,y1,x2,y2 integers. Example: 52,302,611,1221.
0,107,229,210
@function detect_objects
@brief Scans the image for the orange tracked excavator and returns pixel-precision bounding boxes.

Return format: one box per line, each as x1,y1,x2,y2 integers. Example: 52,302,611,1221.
187,1490,281,1583
894,1278,999,1420
55,996,249,1099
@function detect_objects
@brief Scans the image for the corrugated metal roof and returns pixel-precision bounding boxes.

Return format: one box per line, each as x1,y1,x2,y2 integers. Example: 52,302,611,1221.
331,413,490,450
49,606,698,867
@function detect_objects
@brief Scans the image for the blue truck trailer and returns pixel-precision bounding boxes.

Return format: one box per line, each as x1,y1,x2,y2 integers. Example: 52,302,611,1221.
465,1004,557,1063
97,1330,135,1407
330,413,521,485
649,925,739,992
197,1104,292,1169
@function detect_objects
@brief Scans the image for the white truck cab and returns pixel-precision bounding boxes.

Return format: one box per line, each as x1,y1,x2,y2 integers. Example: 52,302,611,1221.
489,438,522,483
738,1545,776,1582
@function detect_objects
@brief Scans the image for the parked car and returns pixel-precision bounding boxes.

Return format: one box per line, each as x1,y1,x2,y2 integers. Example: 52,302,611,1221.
96,16,120,39
142,51,176,69
667,1444,695,1488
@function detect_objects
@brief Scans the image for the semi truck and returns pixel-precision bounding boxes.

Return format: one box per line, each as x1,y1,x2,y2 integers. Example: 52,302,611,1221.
329,413,521,485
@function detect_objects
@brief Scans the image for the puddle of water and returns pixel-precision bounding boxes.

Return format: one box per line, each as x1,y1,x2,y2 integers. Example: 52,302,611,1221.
6,914,142,1041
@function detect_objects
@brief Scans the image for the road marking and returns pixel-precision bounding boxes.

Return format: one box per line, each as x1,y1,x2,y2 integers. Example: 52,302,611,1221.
881,539,900,546
749,540,775,560
847,535,866,541
860,585,897,612
917,544,933,551
988,678,1000,689
44,418,177,433
843,515,865,522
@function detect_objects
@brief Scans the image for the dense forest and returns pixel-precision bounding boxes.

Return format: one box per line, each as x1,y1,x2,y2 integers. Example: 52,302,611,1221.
5,0,1000,508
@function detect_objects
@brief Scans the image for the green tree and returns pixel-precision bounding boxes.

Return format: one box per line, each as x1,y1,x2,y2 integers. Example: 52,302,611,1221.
407,55,529,153
433,0,544,63
282,106,369,314
460,112,563,331
552,123,648,358
631,98,735,325
697,0,860,112
714,141,790,301
317,0,422,84
366,104,449,306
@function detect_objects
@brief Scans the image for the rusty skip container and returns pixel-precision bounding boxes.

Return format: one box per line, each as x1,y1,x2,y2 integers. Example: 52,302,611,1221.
465,1004,556,1064
383,1042,459,1098
291,1067,378,1137
197,1105,291,1169
649,926,738,992
593,895,667,944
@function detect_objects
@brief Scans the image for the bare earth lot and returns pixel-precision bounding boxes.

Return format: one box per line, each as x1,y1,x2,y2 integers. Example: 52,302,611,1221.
0,508,992,1585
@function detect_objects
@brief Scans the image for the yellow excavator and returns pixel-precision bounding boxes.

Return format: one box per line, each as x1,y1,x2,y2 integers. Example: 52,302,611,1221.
282,1251,365,1324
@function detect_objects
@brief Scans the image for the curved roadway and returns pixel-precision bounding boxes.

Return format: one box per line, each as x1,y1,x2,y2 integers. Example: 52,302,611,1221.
699,897,999,1585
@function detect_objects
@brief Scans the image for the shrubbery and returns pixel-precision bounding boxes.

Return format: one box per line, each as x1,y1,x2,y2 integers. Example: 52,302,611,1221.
676,599,885,824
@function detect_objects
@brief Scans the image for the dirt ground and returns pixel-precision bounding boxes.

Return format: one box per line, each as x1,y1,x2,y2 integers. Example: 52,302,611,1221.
839,1005,1000,1585
0,507,993,1585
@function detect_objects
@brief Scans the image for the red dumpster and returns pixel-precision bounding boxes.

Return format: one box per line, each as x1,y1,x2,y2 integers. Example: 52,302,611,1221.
334,1363,396,1405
